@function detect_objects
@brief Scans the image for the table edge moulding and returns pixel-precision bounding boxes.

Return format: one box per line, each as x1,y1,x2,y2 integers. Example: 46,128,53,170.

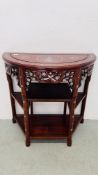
2,52,96,147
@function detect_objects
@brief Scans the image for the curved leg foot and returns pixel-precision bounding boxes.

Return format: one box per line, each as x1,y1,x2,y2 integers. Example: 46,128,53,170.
80,118,84,124
67,137,72,147
25,139,30,147
12,118,16,124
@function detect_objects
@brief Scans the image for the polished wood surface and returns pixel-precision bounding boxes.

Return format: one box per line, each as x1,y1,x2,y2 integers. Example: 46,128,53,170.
3,52,96,147
3,52,96,69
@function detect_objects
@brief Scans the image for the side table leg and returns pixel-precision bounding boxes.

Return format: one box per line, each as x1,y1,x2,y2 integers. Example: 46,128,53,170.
30,101,33,115
67,136,72,146
80,76,91,124
67,69,80,146
23,99,30,147
6,73,16,124
63,102,67,124
67,100,75,147
64,102,67,115
19,68,30,147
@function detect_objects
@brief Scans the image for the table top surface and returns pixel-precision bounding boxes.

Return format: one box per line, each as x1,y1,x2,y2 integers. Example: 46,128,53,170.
3,52,96,69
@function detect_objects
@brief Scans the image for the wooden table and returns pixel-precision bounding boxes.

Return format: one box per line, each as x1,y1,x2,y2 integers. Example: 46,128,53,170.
2,53,96,146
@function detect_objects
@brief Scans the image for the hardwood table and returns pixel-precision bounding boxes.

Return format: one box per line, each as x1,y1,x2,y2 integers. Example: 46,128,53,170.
2,53,96,146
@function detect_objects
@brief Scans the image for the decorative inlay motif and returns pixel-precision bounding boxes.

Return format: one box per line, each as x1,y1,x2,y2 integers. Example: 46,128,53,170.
25,70,74,91
5,64,19,85
79,65,93,87
5,63,94,92
81,65,93,79
79,65,93,86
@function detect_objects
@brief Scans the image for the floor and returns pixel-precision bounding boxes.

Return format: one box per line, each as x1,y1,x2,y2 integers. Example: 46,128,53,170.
0,119,98,175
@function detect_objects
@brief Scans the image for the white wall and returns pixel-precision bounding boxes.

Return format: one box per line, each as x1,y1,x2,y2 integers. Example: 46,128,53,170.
0,0,98,119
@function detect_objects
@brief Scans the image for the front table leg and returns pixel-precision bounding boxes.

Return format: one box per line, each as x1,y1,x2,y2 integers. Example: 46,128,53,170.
80,76,91,124
6,73,17,124
67,69,80,146
23,99,30,146
67,100,76,146
19,68,30,146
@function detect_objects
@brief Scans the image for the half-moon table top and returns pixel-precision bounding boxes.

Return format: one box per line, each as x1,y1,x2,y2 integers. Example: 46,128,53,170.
2,52,96,69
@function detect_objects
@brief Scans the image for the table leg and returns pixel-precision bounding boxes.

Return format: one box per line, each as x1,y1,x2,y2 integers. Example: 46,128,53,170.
19,68,30,146
6,73,16,123
23,99,30,146
67,69,80,146
64,102,67,115
80,76,91,123
30,101,33,115
67,100,76,146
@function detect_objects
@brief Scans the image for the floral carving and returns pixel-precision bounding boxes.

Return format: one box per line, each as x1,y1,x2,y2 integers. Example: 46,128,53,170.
25,70,74,91
5,63,94,92
5,64,20,86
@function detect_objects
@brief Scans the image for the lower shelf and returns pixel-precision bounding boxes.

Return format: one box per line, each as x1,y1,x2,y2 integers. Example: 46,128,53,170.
11,92,86,109
15,114,82,139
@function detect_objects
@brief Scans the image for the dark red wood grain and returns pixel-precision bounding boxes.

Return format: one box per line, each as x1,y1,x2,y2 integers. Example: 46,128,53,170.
3,52,96,69
3,52,96,147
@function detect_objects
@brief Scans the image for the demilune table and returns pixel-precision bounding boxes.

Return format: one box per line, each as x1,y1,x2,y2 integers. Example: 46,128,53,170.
2,53,96,146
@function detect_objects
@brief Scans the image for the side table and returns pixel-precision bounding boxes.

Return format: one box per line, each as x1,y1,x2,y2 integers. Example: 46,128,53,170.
2,53,96,146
